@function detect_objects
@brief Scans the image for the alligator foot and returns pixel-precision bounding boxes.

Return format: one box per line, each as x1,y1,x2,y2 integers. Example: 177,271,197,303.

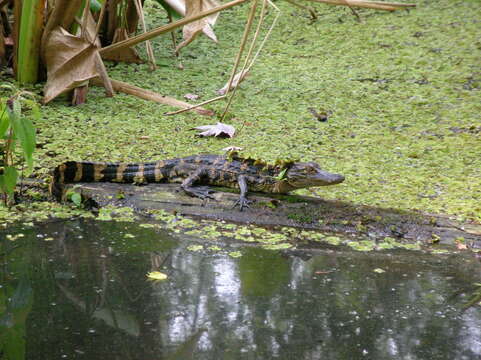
182,185,215,200
233,196,252,211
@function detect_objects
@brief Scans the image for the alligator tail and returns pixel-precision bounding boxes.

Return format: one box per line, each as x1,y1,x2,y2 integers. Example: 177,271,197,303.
50,161,171,199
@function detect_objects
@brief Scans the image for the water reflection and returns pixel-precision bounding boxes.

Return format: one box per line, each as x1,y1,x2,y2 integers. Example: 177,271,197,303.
1,219,481,359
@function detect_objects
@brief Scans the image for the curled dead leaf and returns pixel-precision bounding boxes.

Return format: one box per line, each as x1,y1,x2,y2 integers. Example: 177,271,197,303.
217,70,250,95
222,146,243,152
192,122,235,138
184,93,200,101
43,26,100,104
175,0,220,53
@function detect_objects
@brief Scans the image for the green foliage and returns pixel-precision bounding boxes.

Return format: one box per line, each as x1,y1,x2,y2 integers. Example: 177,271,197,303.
17,0,44,84
153,0,182,20
0,87,38,206
90,0,103,12
69,191,83,207
273,168,287,181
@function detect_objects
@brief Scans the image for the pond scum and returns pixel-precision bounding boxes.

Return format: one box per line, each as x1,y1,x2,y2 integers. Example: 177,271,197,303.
0,1,479,241
81,206,429,254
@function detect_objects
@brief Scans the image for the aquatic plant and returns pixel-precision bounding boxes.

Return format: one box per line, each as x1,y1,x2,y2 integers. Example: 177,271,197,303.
0,85,38,206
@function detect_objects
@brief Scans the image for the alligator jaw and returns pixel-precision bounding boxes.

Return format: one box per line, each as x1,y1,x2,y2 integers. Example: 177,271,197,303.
315,170,345,186
286,167,345,190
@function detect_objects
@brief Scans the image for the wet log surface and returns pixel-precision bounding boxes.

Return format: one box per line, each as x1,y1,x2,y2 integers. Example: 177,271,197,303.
65,182,481,247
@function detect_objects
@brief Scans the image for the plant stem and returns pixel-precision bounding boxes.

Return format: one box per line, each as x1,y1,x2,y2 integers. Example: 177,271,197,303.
17,0,45,84
99,0,249,57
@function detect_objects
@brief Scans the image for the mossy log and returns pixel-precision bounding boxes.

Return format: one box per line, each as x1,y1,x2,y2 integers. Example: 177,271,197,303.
64,182,481,247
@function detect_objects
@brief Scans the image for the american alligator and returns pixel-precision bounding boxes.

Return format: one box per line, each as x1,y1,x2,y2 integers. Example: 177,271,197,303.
50,154,344,210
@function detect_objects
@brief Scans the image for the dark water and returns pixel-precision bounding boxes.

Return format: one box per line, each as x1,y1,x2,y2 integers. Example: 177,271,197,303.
1,219,481,360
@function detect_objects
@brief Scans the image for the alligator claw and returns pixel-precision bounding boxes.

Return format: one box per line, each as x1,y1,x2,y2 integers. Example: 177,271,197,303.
182,186,215,200
233,196,252,211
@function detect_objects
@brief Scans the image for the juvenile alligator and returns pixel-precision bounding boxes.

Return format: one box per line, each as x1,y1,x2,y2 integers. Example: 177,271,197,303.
50,154,344,210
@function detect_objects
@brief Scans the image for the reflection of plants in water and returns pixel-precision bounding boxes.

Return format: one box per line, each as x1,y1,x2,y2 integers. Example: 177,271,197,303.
0,278,33,360
0,236,34,360
462,283,481,311
238,247,290,298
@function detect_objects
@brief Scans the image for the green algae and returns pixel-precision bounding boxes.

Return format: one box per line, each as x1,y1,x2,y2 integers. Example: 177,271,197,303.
228,251,242,258
347,240,376,252
323,236,343,246
1,0,479,230
430,249,450,255
262,243,293,250
187,244,204,252
0,201,94,228
97,206,136,222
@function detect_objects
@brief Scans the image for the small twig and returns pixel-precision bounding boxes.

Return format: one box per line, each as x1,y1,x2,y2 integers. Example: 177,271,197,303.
90,77,213,116
94,0,108,39
347,4,361,21
80,0,90,40
133,0,156,71
0,0,10,9
303,0,415,11
167,12,179,57
284,0,317,20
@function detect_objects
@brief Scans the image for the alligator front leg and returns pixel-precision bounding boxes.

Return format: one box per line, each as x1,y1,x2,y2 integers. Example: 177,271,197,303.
233,175,252,211
180,167,215,200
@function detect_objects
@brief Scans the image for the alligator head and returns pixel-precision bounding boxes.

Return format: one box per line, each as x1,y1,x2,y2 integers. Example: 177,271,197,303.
283,161,344,190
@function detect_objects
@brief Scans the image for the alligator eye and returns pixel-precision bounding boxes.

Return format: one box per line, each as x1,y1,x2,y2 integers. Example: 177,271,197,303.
307,166,316,173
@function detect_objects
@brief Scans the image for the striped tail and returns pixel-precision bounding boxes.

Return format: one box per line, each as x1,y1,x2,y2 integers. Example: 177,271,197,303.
50,161,172,199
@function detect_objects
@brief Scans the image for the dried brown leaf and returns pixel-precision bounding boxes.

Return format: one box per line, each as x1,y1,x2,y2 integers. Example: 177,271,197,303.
43,26,99,104
175,0,219,52
102,28,143,64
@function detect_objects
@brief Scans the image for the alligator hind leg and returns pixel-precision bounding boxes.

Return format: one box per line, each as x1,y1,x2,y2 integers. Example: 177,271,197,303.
181,168,215,200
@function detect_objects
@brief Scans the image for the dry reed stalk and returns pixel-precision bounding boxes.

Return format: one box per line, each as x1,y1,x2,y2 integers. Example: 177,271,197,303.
305,0,414,11
90,77,214,116
99,0,249,57
133,0,156,70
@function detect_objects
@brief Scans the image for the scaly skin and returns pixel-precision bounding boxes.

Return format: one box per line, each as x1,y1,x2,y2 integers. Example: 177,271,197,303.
50,154,344,210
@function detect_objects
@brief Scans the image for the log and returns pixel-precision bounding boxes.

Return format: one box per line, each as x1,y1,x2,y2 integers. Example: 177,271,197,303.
63,182,481,247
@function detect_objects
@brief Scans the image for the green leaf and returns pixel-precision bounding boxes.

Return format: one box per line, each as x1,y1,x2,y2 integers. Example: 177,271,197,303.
274,168,287,181
17,0,44,84
90,0,102,12
7,103,36,172
0,167,18,195
154,0,182,20
70,192,82,207
0,102,9,138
